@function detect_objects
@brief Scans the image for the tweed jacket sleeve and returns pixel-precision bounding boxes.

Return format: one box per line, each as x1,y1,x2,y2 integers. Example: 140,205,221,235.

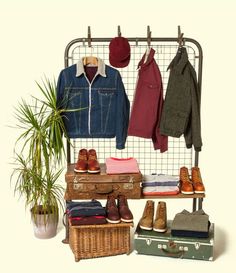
184,66,202,151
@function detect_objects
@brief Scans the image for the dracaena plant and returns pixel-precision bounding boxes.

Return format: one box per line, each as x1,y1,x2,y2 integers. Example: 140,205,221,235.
11,78,77,223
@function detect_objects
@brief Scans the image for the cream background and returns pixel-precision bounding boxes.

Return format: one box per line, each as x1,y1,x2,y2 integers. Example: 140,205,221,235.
1,0,236,272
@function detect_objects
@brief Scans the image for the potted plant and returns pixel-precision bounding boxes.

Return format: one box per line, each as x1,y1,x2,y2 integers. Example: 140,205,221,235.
11,78,68,239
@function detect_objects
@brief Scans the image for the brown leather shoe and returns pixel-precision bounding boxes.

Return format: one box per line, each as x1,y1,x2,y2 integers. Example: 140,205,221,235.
74,149,88,173
117,195,133,223
191,167,205,193
87,149,100,173
106,195,120,224
139,200,154,230
180,167,194,194
153,201,167,232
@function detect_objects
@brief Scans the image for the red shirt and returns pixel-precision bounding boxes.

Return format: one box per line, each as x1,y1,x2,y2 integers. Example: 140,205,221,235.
128,48,168,152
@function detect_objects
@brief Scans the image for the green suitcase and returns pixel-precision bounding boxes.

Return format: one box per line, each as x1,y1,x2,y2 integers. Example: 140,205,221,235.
134,220,214,261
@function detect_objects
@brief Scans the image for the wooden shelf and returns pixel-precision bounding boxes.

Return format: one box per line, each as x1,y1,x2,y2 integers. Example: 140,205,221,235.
141,193,205,199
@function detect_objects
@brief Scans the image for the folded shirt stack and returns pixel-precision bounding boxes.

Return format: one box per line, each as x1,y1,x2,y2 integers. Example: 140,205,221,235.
171,209,210,238
142,174,179,196
66,200,107,226
105,157,140,174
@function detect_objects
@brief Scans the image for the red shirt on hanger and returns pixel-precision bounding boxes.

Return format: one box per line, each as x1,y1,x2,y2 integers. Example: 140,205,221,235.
128,48,168,152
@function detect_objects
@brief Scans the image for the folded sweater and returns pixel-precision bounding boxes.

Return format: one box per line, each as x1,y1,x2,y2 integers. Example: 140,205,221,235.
171,209,209,233
106,157,140,174
142,174,179,186
66,200,106,217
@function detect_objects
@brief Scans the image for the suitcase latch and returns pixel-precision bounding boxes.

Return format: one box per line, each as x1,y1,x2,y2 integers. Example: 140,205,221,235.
73,183,83,190
195,242,200,250
123,183,134,190
146,239,152,246
73,176,86,190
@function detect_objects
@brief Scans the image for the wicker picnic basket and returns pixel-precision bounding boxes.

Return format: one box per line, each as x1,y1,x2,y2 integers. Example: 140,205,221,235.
69,222,132,262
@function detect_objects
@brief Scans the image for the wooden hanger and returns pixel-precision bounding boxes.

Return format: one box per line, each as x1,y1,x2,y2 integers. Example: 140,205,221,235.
83,56,98,66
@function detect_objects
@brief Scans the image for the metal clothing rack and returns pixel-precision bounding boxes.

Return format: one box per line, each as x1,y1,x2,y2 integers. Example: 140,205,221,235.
63,26,204,211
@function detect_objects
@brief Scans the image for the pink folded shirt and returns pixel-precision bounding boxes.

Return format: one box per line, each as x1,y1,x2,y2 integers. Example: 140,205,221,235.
105,157,140,174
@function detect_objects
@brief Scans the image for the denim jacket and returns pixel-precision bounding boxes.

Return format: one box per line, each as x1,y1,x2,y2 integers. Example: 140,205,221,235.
56,58,130,149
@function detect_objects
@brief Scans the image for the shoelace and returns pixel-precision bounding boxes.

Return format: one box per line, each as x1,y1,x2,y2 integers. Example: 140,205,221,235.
181,168,190,182
118,196,128,207
144,203,153,217
79,154,87,160
158,206,166,218
192,169,202,183
88,154,97,160
107,197,116,207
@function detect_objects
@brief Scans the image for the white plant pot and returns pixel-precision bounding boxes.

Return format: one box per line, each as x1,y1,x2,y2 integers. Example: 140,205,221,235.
31,208,58,239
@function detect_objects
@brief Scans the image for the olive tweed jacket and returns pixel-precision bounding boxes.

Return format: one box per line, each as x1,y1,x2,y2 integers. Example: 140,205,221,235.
160,47,202,151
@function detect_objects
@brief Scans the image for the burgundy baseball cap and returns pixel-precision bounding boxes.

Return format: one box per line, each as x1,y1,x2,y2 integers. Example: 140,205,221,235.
109,37,131,68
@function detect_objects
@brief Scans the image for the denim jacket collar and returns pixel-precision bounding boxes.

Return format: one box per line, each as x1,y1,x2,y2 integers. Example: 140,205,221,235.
76,58,107,78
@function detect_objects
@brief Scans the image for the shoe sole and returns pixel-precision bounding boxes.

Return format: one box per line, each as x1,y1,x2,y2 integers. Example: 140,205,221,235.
181,191,194,195
121,218,133,223
88,170,100,173
153,227,167,233
139,225,152,231
106,218,121,224
74,169,87,173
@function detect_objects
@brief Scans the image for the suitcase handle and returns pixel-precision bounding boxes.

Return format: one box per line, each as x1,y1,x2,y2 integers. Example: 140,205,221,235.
94,184,114,194
161,241,185,258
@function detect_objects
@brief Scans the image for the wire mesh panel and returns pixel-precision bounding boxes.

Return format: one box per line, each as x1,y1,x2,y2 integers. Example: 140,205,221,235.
65,39,201,175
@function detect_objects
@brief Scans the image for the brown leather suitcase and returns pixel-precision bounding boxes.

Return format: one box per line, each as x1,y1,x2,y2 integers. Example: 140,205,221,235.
64,163,142,200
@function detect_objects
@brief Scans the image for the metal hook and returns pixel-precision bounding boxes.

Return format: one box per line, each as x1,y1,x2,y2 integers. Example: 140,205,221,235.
88,26,92,47
118,25,121,37
147,25,151,47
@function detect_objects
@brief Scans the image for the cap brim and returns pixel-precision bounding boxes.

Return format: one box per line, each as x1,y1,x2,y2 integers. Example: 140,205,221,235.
109,54,130,68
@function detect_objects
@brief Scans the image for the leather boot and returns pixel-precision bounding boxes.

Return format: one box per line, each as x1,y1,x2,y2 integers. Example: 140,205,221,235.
180,167,194,194
139,200,154,230
117,195,133,223
106,195,120,224
74,149,88,173
88,149,100,173
191,167,205,193
153,201,167,232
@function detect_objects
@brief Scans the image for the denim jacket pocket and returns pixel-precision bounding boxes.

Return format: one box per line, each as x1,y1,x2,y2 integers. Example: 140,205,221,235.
98,89,116,133
64,87,87,134
64,87,85,109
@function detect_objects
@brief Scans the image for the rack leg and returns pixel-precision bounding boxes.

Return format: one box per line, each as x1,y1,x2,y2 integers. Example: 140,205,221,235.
198,198,203,210
192,198,197,212
62,201,70,244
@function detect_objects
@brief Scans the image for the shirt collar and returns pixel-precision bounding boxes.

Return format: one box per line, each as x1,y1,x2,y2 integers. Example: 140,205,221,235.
76,58,106,77
138,47,155,68
167,47,189,73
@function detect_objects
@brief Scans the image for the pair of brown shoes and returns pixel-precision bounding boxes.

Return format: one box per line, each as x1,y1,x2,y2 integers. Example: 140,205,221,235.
74,149,100,173
180,166,205,194
139,201,167,232
106,195,133,224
